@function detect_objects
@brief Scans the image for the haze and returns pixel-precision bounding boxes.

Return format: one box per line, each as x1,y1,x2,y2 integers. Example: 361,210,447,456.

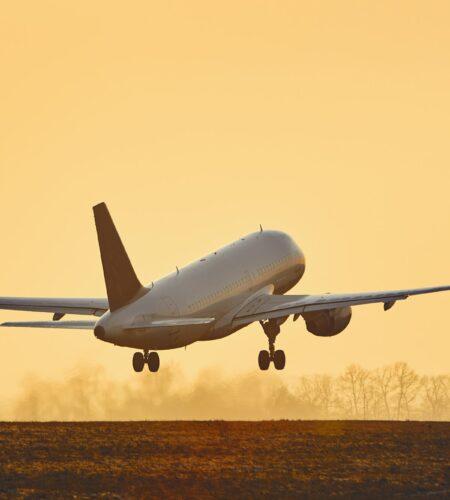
0,1,449,403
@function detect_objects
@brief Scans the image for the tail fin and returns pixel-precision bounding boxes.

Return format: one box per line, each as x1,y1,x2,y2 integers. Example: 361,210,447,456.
93,203,146,312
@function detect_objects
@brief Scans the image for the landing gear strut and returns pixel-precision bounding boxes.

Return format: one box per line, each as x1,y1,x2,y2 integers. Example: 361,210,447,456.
258,320,286,370
132,350,160,372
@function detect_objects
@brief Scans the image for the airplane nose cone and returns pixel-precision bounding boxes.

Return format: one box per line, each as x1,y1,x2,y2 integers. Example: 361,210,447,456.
94,325,106,339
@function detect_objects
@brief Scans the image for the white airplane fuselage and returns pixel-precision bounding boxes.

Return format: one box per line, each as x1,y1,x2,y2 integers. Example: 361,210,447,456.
96,230,305,350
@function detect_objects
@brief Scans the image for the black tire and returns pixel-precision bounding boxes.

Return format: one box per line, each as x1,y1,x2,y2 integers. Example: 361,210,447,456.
273,349,286,370
132,352,145,372
148,351,160,372
258,350,270,370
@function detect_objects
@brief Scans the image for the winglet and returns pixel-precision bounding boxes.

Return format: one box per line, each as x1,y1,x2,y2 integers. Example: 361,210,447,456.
93,203,146,312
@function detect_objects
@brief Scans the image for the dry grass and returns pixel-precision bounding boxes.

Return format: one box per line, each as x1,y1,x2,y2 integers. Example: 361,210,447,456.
0,421,448,498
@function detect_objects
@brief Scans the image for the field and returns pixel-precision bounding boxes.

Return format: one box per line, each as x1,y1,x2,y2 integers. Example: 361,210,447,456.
0,421,448,498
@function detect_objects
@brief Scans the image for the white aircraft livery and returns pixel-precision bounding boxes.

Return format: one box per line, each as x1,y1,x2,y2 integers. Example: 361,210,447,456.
1,203,449,372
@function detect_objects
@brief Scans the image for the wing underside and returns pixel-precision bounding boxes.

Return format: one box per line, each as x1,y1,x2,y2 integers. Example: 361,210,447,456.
1,321,96,330
0,297,108,317
233,285,450,325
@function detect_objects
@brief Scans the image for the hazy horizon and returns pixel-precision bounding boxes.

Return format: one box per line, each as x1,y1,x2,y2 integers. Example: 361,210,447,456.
0,361,446,421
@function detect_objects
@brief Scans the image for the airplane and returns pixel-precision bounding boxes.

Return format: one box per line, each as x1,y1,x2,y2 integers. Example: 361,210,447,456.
1,203,449,373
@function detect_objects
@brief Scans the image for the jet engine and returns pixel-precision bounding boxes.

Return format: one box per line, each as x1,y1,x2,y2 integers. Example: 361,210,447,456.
302,306,352,337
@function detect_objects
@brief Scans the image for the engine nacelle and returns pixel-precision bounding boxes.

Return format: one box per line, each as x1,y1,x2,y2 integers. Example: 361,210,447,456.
302,306,352,337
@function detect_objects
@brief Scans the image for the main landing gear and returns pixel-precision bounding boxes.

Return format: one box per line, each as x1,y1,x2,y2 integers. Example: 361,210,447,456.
132,350,160,372
258,319,286,371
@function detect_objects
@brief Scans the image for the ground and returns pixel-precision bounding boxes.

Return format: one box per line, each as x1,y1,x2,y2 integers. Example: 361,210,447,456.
0,421,448,498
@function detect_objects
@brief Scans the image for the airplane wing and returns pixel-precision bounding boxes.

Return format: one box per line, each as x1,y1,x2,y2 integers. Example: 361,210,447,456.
1,320,96,330
233,285,450,325
0,297,108,317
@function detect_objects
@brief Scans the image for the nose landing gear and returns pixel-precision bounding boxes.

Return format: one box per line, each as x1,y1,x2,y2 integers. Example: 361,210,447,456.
258,320,286,370
132,350,160,372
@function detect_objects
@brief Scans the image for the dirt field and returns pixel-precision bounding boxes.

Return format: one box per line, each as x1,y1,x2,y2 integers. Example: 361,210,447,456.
0,421,448,498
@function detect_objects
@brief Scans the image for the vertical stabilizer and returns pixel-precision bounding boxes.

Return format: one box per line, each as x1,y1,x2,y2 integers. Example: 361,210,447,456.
93,203,146,312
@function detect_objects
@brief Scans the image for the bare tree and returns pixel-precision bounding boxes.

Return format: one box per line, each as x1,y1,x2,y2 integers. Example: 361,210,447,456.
314,375,334,417
392,362,420,420
338,364,373,419
297,376,320,417
421,375,450,420
337,365,359,417
297,375,334,418
372,365,396,419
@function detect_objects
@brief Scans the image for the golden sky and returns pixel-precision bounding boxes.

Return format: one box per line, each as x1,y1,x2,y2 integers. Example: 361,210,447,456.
0,1,449,399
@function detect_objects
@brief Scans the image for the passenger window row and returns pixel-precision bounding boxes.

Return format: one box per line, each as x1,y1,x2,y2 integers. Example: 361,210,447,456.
188,254,293,312
188,274,250,312
257,254,292,277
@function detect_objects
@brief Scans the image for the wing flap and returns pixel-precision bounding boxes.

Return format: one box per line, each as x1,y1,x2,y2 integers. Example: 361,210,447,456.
1,321,95,330
233,285,450,325
0,297,108,316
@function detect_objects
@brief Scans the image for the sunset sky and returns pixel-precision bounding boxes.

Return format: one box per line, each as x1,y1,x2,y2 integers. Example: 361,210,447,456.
0,1,449,401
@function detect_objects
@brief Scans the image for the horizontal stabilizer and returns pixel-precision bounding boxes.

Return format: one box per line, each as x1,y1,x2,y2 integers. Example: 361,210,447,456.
125,317,215,331
1,321,95,330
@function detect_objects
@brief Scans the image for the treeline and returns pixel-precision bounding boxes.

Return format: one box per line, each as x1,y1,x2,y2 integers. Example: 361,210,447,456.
295,362,449,421
6,362,449,421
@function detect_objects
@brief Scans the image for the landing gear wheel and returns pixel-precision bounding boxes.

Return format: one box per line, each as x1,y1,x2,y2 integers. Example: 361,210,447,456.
258,350,270,371
147,351,160,372
132,352,145,372
273,349,286,370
